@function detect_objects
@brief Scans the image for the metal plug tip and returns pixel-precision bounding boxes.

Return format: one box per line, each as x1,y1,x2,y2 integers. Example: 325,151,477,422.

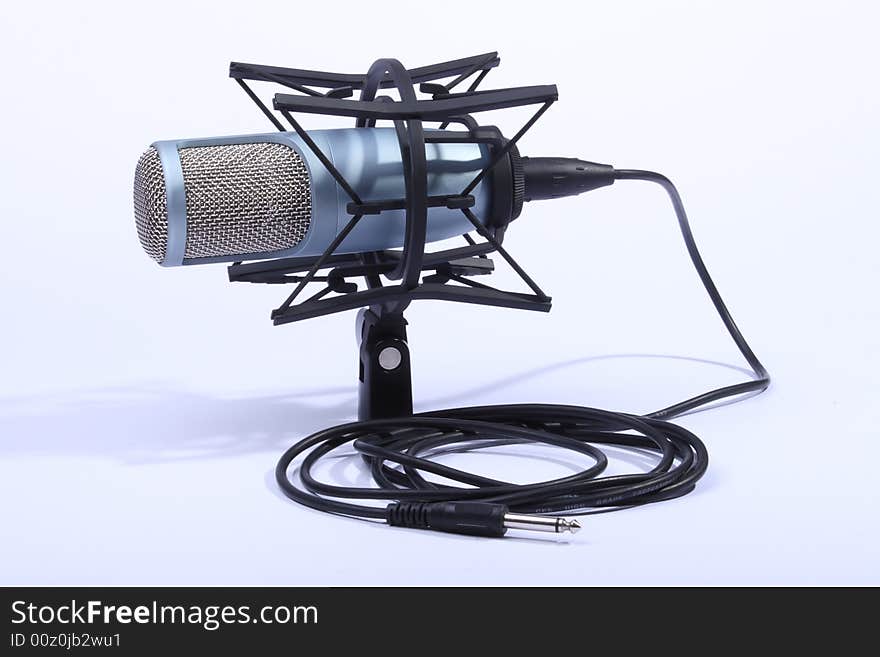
503,513,583,535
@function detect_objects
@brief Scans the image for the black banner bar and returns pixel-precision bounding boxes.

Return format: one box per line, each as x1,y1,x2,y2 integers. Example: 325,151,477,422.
0,587,868,652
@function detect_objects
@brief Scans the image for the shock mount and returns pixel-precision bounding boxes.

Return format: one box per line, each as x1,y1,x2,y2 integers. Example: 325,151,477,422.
226,53,557,420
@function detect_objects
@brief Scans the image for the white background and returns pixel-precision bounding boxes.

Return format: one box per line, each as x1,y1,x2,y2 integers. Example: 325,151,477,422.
1,0,877,585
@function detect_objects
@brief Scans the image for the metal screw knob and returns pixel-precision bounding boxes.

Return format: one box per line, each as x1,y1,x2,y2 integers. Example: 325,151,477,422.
378,346,403,371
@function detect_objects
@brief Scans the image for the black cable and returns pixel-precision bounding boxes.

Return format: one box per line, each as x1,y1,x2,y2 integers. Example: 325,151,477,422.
615,170,770,419
275,169,769,536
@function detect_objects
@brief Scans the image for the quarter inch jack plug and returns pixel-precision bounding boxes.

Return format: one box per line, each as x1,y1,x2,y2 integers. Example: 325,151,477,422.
386,502,581,538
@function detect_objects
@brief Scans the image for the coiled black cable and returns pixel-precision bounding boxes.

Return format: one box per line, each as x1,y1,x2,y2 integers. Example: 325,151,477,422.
275,170,770,533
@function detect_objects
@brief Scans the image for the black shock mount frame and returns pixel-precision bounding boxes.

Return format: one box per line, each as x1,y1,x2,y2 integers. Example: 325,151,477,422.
226,53,557,419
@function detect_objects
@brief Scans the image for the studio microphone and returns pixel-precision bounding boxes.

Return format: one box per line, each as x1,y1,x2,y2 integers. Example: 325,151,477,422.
133,53,771,539
133,127,615,267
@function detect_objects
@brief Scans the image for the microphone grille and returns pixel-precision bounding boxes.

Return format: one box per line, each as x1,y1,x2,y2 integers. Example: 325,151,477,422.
134,147,168,262
134,142,312,263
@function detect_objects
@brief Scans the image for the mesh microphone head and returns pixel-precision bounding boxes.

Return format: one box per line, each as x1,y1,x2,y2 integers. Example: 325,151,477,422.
134,141,312,263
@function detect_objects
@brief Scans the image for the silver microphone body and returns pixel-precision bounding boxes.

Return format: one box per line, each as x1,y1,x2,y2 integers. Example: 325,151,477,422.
134,128,497,267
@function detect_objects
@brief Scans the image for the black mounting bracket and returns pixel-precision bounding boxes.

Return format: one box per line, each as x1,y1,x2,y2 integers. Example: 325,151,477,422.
357,309,412,421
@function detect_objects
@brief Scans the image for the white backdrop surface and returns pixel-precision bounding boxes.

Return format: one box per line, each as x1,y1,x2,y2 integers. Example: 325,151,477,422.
0,0,877,584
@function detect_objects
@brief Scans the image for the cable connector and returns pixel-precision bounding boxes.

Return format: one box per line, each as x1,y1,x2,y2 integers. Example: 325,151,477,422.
521,157,616,202
386,502,580,538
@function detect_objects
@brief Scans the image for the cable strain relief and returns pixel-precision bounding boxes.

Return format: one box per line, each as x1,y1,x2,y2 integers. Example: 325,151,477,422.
521,157,615,201
386,502,430,529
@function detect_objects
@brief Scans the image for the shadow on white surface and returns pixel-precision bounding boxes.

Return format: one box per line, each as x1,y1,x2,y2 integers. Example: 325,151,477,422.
423,352,759,415
0,353,752,465
0,384,358,463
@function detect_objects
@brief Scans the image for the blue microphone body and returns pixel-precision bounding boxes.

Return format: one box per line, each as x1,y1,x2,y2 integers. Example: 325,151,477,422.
135,128,502,267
